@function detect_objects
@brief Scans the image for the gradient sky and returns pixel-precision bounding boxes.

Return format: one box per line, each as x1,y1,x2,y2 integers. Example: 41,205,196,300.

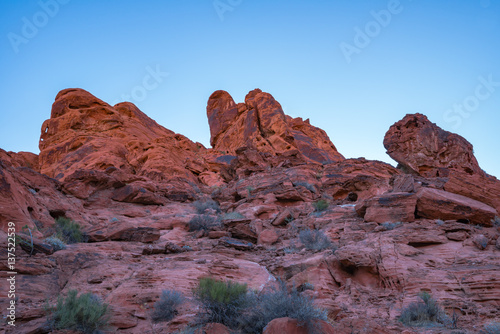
1,0,499,177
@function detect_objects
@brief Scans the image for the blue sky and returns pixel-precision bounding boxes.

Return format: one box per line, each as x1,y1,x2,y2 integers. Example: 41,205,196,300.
1,0,499,177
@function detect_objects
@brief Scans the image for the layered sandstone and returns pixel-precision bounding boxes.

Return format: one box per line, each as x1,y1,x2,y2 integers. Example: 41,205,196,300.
207,89,344,164
39,88,205,182
0,89,499,334
383,113,483,177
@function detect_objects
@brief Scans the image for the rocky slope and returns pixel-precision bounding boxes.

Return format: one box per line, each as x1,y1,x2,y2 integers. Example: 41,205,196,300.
0,89,499,334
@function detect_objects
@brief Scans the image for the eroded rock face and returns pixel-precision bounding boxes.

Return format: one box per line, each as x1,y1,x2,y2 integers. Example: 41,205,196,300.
444,169,500,213
356,192,417,223
207,89,344,164
384,113,483,177
1,88,500,334
416,187,497,226
39,88,205,183
0,148,80,233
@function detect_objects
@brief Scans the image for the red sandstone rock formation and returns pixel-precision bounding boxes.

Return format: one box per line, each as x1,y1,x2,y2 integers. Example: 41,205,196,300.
0,89,499,334
207,89,344,164
384,113,483,177
383,112,500,214
39,88,205,183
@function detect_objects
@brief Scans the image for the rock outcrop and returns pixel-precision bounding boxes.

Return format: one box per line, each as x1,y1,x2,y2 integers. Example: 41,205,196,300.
207,89,344,164
39,88,205,183
384,113,483,177
0,89,499,334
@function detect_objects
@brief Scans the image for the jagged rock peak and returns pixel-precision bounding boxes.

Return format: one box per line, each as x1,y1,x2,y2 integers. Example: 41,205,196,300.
207,89,344,164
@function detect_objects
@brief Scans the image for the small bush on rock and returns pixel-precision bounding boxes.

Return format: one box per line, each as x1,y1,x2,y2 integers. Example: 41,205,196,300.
481,322,500,334
193,199,221,214
44,236,66,251
299,228,333,251
151,290,184,323
312,199,328,212
47,289,110,334
399,291,448,327
194,277,249,328
188,214,221,232
223,211,245,220
238,280,327,334
55,217,87,244
382,221,402,230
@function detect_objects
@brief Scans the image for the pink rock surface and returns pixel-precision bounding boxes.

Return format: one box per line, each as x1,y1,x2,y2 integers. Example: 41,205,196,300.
263,317,335,334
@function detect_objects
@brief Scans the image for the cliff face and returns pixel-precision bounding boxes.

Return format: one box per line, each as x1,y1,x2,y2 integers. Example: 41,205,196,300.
0,89,499,334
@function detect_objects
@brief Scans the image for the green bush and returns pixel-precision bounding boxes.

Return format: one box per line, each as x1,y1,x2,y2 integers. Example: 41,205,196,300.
44,236,66,251
192,199,220,214
151,290,184,323
55,217,86,244
222,211,245,220
194,277,249,328
188,214,221,232
238,280,327,334
381,222,402,230
312,199,328,212
399,291,448,327
299,229,333,251
47,289,110,334
481,322,500,334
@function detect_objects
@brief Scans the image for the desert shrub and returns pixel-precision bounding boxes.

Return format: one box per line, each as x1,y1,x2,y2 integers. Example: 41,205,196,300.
151,290,184,323
188,214,221,232
44,236,66,251
481,322,500,334
299,229,333,251
435,219,445,226
55,217,86,244
312,199,328,212
47,289,110,334
192,199,220,214
238,280,327,334
382,222,402,230
491,216,500,227
223,211,245,220
399,291,448,327
194,277,249,328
